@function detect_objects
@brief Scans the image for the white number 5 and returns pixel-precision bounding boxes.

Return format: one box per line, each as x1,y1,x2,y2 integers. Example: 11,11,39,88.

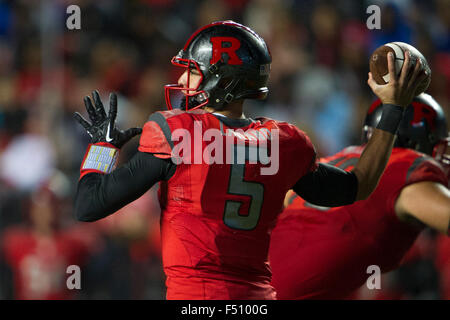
223,164,264,230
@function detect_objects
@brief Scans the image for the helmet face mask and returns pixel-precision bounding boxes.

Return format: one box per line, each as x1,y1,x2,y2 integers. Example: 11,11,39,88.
362,94,449,160
433,136,450,183
165,21,271,111
164,57,208,110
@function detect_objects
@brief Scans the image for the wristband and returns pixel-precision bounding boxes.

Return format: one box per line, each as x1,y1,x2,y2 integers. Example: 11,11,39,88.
80,142,119,179
376,104,404,135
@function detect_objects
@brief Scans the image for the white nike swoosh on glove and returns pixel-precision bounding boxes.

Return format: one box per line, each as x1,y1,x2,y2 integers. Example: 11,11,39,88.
106,124,113,142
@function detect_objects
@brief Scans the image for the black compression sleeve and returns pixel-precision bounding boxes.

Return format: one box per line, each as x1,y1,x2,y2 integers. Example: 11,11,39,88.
74,151,175,222
292,163,358,207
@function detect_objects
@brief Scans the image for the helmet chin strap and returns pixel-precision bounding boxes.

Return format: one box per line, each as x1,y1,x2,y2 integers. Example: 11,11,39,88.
179,96,202,110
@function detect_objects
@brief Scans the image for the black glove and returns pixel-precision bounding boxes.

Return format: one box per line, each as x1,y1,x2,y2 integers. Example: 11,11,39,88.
74,90,142,149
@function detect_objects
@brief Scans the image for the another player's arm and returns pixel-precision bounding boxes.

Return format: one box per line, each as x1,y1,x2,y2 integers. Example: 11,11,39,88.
293,51,428,206
395,182,450,235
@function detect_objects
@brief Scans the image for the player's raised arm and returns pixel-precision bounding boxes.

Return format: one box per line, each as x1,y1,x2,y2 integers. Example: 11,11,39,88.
293,51,428,206
353,50,428,200
73,91,174,222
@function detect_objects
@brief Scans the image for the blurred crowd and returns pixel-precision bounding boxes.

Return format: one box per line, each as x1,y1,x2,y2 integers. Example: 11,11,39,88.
0,0,449,299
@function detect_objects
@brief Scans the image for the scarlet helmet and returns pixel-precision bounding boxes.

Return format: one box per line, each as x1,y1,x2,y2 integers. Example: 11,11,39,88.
165,20,272,111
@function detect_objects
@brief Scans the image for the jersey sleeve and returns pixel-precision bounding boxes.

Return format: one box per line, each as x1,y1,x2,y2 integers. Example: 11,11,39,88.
138,112,174,159
301,131,319,174
286,123,318,178
386,155,448,215
405,157,448,186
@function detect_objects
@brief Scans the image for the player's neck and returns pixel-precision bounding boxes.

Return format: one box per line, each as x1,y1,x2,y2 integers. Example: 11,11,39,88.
204,100,245,119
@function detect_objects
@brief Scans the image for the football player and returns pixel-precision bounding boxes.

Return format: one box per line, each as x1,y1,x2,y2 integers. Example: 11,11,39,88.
73,21,427,299
269,93,450,299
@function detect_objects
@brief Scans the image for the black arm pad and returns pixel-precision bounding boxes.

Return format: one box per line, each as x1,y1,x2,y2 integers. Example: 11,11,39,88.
74,151,176,222
292,163,358,207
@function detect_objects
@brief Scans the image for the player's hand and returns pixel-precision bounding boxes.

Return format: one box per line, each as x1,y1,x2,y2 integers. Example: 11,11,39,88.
74,90,142,148
367,51,428,107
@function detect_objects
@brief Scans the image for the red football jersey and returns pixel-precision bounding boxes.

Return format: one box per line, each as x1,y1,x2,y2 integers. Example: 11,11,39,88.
138,109,317,299
436,235,450,300
269,146,448,300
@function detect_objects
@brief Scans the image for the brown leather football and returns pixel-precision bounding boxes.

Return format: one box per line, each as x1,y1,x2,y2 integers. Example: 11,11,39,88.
369,42,431,96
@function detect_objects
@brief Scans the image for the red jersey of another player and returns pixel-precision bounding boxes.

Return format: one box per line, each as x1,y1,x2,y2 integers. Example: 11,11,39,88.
269,146,448,300
139,109,317,299
436,235,450,299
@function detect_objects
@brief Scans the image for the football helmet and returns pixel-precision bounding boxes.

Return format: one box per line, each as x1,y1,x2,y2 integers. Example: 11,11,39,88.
362,94,449,166
165,20,272,111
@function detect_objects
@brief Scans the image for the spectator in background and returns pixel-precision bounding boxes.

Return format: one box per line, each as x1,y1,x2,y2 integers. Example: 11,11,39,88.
0,110,55,192
82,188,164,299
0,177,96,299
370,2,413,52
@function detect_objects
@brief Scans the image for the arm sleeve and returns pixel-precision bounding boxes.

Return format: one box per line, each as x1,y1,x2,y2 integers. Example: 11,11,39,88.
74,151,175,222
292,162,358,207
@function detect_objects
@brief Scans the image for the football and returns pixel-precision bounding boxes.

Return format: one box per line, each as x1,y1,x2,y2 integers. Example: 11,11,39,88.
369,42,431,96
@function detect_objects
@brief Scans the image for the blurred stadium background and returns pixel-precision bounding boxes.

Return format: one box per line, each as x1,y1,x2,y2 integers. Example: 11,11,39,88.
0,0,449,299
